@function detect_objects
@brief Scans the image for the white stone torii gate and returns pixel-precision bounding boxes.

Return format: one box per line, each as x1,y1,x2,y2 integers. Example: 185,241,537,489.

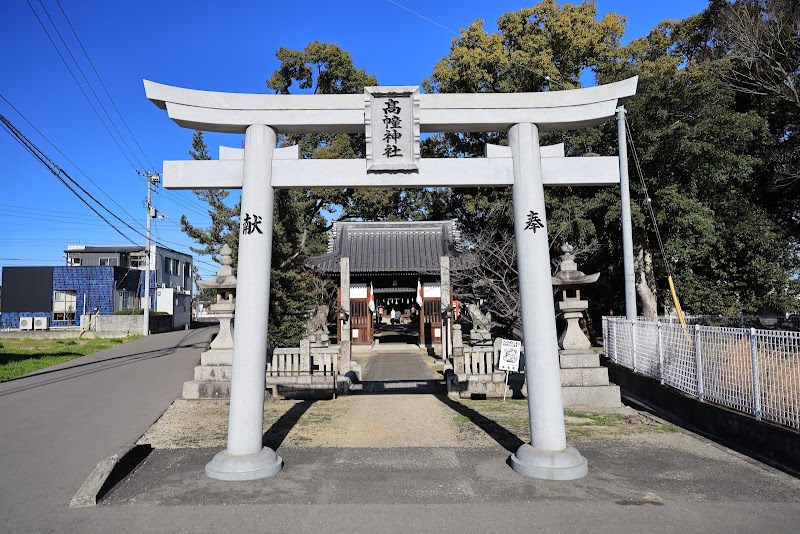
145,77,638,482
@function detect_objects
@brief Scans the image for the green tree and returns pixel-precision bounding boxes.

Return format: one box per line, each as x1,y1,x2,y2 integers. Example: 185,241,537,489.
180,131,240,265
180,131,330,347
593,12,798,315
421,0,626,235
425,1,799,319
420,0,629,330
713,0,800,227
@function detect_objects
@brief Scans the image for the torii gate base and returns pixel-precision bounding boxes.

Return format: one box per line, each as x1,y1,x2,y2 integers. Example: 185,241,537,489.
145,77,637,482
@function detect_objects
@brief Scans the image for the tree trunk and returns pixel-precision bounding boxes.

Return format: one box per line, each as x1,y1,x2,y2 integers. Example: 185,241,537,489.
636,247,657,320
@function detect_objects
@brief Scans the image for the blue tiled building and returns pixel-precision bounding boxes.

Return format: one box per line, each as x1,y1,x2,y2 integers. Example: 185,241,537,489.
1,244,192,329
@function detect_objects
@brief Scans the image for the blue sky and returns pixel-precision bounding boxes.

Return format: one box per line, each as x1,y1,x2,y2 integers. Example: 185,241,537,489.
0,0,708,283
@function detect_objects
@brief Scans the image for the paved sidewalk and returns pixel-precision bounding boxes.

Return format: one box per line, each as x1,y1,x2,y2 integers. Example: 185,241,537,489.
355,347,436,393
81,427,800,533
0,327,215,534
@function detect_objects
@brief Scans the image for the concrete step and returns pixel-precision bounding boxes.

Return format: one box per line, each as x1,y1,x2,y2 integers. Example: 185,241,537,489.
182,380,231,400
559,351,600,368
369,342,422,353
194,365,232,381
561,385,621,409
200,349,232,366
560,367,609,387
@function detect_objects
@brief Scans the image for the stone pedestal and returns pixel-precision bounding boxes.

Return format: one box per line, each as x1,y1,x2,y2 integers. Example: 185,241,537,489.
559,349,621,409
558,294,591,351
183,300,236,398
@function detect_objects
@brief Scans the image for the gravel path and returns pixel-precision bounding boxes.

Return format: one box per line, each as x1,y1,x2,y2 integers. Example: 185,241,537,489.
295,394,478,447
139,348,676,451
140,347,480,449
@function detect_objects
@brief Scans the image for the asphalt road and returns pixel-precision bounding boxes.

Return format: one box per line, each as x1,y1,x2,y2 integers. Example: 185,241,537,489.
0,327,215,533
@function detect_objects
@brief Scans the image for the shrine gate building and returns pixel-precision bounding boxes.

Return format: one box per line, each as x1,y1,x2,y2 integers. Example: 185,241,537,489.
310,220,462,347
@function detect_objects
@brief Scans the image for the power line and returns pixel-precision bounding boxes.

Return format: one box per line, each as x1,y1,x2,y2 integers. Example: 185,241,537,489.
152,187,211,218
1,108,209,261
53,0,157,172
35,0,148,171
1,113,138,245
26,2,241,219
385,0,568,90
0,93,147,233
25,0,141,172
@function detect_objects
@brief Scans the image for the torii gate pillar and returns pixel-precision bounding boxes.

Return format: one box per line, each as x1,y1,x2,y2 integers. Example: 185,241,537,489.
509,122,587,478
205,124,284,480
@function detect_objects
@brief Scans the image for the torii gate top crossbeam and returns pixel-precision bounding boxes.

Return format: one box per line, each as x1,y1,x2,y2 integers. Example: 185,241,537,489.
144,77,637,135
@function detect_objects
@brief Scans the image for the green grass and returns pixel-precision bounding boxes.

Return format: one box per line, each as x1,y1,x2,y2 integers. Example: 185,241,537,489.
451,399,680,441
0,336,141,382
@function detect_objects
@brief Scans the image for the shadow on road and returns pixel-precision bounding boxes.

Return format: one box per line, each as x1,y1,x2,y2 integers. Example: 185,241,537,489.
435,394,524,453
263,399,316,450
355,379,437,394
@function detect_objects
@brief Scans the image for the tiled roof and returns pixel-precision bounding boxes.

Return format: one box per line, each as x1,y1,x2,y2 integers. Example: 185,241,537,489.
310,220,463,274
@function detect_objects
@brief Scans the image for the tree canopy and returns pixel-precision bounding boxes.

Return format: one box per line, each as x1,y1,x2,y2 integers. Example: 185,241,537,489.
181,1,800,343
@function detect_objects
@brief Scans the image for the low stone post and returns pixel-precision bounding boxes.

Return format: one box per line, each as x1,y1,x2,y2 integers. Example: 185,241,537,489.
300,339,311,373
339,257,351,373
452,324,465,375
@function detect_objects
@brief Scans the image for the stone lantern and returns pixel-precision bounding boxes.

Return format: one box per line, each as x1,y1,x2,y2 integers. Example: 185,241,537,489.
196,244,237,362
551,243,621,410
551,244,599,350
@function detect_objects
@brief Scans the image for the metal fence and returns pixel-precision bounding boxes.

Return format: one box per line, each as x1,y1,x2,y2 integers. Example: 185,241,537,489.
603,317,800,430
653,314,800,331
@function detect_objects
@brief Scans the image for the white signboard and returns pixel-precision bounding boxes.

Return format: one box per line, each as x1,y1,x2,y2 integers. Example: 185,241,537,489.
352,329,359,339
498,339,522,372
365,86,420,172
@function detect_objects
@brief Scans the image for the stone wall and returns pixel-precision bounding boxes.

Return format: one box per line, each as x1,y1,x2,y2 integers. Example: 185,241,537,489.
96,314,173,334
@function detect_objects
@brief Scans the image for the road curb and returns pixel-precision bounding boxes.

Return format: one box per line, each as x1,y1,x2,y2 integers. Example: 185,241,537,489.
68,443,152,508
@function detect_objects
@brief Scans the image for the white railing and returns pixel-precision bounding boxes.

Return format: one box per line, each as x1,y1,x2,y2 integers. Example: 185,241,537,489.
265,347,337,377
603,317,800,429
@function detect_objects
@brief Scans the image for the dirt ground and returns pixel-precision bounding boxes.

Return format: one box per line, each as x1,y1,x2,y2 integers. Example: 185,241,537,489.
138,395,680,450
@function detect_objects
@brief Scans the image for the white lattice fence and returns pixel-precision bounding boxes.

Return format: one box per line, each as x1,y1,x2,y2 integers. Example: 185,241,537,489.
603,317,800,429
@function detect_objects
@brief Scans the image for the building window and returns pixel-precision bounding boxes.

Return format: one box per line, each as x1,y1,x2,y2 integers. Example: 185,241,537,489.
53,290,77,321
164,257,171,274
67,255,81,266
172,258,180,276
130,254,146,269
99,257,118,266
119,291,138,310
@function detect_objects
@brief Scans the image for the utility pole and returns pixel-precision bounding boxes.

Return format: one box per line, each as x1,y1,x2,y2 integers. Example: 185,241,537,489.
143,172,160,336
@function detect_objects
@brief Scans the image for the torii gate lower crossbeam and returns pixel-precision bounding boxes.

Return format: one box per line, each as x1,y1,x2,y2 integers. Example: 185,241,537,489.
146,78,638,482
